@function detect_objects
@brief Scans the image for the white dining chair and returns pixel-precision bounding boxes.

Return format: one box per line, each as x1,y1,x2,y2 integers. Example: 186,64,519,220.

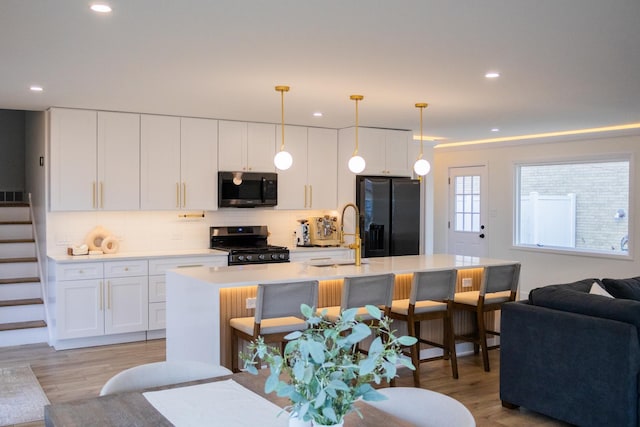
99,360,232,396
366,387,476,427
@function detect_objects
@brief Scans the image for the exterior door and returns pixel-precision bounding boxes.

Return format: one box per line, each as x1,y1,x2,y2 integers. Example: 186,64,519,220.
448,165,488,257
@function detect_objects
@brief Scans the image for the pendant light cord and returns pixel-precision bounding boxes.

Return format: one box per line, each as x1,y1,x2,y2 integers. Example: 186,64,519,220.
275,85,289,152
351,95,364,156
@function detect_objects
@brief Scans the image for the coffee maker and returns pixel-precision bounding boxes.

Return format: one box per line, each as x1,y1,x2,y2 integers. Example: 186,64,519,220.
295,219,311,247
308,215,340,247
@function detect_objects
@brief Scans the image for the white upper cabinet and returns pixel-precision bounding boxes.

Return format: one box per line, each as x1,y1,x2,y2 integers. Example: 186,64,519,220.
141,115,218,210
275,126,309,210
50,108,97,211
357,128,410,176
97,111,140,210
276,126,337,210
50,108,140,211
180,117,219,210
336,127,411,207
218,120,276,172
140,115,182,210
307,127,338,209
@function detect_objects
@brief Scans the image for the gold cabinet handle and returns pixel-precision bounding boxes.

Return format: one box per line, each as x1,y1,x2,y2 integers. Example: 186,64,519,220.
309,185,313,208
176,183,180,208
183,182,186,207
99,281,103,310
100,182,104,209
107,281,111,310
304,185,308,208
92,182,96,209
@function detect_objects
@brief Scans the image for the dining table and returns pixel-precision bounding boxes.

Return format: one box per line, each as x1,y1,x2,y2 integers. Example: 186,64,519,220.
44,370,417,427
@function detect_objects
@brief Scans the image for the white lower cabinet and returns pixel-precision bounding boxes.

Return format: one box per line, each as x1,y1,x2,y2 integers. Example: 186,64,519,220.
147,256,228,330
53,254,227,346
55,260,148,340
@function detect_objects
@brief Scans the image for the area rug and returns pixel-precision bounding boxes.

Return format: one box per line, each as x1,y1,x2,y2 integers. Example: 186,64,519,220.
0,364,50,426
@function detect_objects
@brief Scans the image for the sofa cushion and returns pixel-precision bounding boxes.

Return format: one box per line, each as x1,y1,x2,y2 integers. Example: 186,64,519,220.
590,282,614,298
529,283,640,335
602,277,640,301
528,277,600,294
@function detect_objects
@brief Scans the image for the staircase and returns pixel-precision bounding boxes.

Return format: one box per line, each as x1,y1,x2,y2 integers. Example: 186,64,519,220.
0,202,48,346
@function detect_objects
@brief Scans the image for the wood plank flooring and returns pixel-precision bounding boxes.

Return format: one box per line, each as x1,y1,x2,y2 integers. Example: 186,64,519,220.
0,340,571,427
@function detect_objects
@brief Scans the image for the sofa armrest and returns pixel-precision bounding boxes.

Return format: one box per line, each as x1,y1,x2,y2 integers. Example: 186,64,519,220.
500,301,640,427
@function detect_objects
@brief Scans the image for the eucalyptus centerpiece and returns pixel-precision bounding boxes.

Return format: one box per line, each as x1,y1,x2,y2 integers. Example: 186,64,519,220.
242,304,417,427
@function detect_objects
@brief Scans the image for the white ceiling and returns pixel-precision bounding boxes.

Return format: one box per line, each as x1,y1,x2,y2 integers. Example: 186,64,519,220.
1,0,639,143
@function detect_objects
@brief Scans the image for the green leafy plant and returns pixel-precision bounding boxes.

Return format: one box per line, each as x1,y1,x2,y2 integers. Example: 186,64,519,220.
242,304,417,426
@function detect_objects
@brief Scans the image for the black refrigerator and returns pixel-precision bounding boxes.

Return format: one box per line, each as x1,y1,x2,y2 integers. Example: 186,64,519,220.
356,176,421,257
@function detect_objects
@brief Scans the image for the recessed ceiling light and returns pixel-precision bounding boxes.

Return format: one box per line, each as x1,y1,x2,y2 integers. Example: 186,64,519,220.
30,85,43,92
485,72,500,79
90,4,112,13
491,128,500,132
313,112,323,117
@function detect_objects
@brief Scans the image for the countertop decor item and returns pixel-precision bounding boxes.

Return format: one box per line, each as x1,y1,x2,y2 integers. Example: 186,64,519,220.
242,304,417,426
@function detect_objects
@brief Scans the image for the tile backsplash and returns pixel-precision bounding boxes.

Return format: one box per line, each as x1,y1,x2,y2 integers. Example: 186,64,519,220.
46,208,338,255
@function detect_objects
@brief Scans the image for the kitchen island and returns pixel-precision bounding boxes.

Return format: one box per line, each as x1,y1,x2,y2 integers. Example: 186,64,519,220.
166,254,518,367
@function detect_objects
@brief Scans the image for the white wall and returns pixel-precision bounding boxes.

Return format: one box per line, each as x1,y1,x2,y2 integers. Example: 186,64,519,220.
433,133,640,297
45,208,338,256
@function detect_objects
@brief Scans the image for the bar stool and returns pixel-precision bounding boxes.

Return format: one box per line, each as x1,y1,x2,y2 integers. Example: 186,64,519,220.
451,263,521,372
229,280,318,372
388,269,458,387
322,273,395,322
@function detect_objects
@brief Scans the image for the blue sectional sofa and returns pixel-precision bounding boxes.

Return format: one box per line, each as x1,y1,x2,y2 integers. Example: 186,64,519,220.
500,278,640,427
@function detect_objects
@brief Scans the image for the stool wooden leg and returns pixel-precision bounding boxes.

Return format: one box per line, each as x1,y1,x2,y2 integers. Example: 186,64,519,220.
446,309,459,379
231,331,239,373
409,319,421,388
477,309,490,372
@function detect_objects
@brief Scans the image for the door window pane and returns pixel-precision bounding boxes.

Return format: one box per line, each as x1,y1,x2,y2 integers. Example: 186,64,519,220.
454,175,481,232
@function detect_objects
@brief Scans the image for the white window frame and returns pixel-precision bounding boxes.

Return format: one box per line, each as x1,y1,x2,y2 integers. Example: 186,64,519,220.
513,153,634,260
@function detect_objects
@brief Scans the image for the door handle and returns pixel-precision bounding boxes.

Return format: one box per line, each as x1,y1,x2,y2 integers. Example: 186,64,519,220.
479,233,485,239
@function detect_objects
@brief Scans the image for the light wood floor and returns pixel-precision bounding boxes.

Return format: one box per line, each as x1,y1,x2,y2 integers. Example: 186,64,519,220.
0,339,571,427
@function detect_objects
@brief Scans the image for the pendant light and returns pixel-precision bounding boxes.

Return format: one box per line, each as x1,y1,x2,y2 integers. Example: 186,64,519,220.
274,85,293,170
413,102,431,176
348,94,366,173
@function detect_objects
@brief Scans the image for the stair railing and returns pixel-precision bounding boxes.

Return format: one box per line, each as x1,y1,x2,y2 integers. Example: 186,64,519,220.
28,193,51,343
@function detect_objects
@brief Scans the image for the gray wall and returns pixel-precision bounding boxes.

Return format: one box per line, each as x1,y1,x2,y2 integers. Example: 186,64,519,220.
0,109,26,192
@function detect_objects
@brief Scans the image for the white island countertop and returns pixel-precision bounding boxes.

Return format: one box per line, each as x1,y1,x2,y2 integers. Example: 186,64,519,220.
166,254,519,366
167,254,516,287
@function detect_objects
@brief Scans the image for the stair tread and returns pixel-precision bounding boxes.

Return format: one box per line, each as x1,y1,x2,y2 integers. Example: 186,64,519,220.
0,257,37,263
0,239,35,244
0,320,46,331
0,277,40,285
0,221,32,225
0,202,29,207
0,298,43,307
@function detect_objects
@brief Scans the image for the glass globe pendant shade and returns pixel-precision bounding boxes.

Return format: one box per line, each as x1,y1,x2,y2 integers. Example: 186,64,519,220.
348,155,366,173
274,150,293,170
413,158,431,176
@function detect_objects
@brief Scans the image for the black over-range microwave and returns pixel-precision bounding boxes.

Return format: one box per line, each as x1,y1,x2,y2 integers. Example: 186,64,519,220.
218,171,278,208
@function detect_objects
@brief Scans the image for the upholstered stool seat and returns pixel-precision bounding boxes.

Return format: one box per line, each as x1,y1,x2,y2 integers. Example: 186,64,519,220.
229,316,307,335
388,269,458,387
229,280,319,372
452,263,521,372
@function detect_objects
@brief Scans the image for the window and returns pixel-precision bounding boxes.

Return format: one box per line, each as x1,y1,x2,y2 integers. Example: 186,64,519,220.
454,175,481,232
515,158,630,256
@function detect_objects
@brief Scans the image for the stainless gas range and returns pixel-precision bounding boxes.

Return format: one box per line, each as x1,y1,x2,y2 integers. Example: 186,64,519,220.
209,225,290,266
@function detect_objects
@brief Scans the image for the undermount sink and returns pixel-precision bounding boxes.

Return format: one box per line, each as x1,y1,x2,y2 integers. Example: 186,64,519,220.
306,258,369,267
